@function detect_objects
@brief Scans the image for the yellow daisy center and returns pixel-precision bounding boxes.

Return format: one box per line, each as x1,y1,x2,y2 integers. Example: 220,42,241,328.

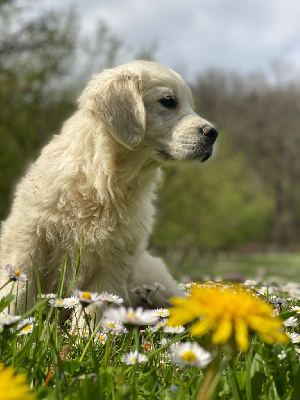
22,325,32,333
182,350,197,362
107,322,115,328
14,270,20,277
81,292,92,301
131,357,136,363
143,343,151,351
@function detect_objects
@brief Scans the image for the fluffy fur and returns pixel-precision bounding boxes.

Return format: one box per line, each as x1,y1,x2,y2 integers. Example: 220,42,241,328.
0,60,217,315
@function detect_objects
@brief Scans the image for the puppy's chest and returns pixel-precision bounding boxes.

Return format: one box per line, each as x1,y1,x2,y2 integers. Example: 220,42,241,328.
77,194,155,248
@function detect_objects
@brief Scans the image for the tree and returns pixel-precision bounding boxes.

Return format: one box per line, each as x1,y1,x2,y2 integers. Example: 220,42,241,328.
0,1,129,220
152,135,273,256
192,69,300,249
0,0,78,219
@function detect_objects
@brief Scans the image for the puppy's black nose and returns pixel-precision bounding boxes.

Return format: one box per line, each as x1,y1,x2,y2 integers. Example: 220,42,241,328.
200,125,218,142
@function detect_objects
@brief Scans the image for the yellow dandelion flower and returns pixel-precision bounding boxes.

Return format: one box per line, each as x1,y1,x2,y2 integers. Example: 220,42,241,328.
168,285,289,352
0,363,36,400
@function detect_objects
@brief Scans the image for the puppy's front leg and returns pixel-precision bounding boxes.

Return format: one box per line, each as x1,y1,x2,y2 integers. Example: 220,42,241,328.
129,251,185,308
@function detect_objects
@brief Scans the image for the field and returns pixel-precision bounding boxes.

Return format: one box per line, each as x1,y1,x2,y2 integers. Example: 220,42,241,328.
170,252,300,283
1,254,300,399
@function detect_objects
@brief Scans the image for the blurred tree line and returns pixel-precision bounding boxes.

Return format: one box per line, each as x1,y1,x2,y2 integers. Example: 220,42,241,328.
1,0,300,256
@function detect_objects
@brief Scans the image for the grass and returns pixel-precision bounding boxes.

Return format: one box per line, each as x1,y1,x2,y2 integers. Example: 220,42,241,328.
1,254,300,399
169,252,300,283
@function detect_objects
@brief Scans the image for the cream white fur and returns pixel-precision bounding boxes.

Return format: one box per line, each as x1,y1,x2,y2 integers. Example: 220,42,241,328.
0,61,217,315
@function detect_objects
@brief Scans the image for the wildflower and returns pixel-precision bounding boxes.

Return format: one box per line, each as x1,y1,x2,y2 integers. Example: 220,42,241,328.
283,317,298,327
150,320,167,333
269,297,287,311
277,351,287,361
17,318,35,336
287,332,300,344
258,286,274,295
80,330,89,338
142,341,152,351
130,286,152,305
243,280,258,286
131,286,143,295
159,338,169,347
40,293,56,299
168,342,212,368
101,319,124,333
103,306,158,327
0,313,21,326
48,298,65,308
291,306,300,314
143,284,156,292
5,264,27,282
153,308,170,318
0,362,36,400
71,289,104,307
153,282,166,291
99,291,123,305
63,297,79,309
168,285,289,352
121,351,149,365
96,332,107,344
163,325,185,334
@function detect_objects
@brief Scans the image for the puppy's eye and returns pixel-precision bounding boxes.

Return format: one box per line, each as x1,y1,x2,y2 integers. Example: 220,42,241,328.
159,96,178,109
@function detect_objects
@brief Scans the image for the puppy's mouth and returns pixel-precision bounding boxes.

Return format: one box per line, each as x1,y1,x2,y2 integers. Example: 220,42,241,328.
200,151,212,162
156,145,214,162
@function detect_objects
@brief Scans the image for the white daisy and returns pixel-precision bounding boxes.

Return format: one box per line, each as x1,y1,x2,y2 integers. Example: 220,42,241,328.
258,286,274,295
17,317,35,335
287,332,300,344
48,298,65,308
5,264,27,282
103,306,158,327
277,351,287,361
143,284,156,292
80,330,89,338
131,286,143,295
163,325,185,334
63,297,79,309
101,319,124,333
95,332,107,344
243,280,258,286
153,308,170,318
283,317,298,327
71,289,105,307
153,282,166,291
40,293,57,299
150,320,167,333
168,342,212,368
121,351,149,365
291,306,300,314
0,313,21,326
99,291,123,305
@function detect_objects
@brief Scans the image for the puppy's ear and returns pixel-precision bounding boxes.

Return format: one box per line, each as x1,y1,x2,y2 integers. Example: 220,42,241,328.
93,73,146,149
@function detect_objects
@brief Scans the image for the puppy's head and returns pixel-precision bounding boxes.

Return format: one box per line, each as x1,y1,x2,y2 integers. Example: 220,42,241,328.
79,60,217,162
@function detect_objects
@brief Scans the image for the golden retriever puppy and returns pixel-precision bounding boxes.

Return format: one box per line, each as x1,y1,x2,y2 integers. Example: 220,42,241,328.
0,61,218,315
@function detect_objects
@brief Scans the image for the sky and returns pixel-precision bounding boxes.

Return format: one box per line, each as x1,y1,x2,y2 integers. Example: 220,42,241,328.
46,0,300,82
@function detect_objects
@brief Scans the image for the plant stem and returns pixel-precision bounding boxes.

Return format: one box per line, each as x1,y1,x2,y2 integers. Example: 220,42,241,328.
197,346,222,400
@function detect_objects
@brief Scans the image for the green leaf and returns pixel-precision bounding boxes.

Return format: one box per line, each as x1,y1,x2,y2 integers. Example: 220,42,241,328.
291,365,300,400
0,293,14,312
